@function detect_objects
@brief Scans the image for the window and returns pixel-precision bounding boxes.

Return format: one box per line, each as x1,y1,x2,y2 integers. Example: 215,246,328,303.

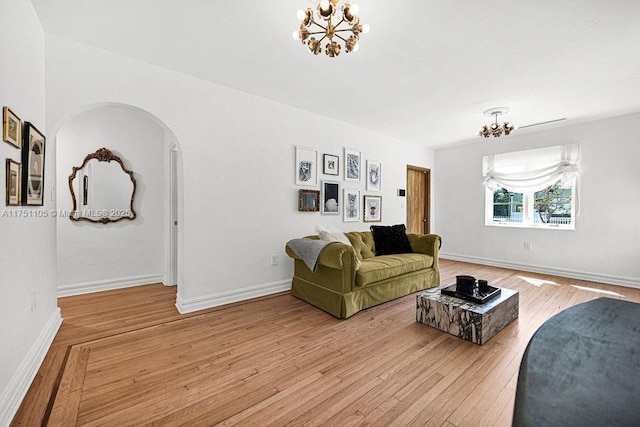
483,144,580,230
487,179,575,228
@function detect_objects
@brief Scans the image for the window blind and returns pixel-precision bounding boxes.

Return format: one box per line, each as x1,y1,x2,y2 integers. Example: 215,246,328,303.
482,143,581,193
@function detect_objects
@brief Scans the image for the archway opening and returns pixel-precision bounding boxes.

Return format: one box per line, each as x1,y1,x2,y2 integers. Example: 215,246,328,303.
53,102,183,302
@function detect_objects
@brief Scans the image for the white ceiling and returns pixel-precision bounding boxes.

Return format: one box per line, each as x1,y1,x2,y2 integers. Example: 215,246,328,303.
31,0,640,148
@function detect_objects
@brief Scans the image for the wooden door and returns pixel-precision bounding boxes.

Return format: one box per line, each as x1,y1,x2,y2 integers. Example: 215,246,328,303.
406,166,430,234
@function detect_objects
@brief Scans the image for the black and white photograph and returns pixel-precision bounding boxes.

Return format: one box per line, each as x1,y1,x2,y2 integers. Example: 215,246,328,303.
21,122,46,206
321,180,340,215
295,146,317,186
366,159,381,191
343,189,360,222
323,153,339,176
344,147,360,182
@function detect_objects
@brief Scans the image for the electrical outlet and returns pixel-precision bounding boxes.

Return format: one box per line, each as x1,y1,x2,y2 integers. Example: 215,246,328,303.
271,254,278,266
524,242,532,251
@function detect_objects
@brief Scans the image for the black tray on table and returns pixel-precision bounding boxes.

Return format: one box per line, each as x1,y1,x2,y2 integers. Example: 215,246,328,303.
440,283,501,304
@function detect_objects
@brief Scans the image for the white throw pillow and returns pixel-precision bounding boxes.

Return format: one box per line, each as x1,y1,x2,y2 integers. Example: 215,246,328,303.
315,225,351,245
315,225,361,269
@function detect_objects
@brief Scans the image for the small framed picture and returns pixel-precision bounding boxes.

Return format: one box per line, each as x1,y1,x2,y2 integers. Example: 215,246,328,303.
3,107,22,148
343,189,360,222
295,146,318,186
298,189,320,212
366,160,381,191
321,180,340,215
323,153,339,176
5,159,21,206
363,195,382,222
344,147,361,182
21,122,46,206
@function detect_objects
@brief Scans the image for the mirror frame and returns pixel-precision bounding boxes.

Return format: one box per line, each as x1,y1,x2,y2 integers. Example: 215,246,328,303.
68,147,137,224
298,189,320,211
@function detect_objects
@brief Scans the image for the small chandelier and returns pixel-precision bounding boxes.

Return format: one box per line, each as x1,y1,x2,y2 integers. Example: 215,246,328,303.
478,107,515,138
292,0,369,57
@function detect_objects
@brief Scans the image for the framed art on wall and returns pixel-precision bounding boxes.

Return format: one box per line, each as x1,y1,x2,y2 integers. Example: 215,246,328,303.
21,121,46,206
295,146,318,186
363,195,382,222
298,189,320,211
366,159,381,191
5,159,21,206
323,153,339,176
344,147,361,182
2,107,21,148
343,188,360,222
321,180,340,215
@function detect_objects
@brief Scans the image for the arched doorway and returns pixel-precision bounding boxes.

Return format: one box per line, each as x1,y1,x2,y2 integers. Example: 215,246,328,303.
53,103,183,299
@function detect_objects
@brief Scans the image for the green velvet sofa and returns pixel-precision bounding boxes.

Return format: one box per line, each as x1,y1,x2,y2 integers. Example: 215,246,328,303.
285,231,441,318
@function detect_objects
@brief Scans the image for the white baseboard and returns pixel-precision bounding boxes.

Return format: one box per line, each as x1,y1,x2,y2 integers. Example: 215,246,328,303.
176,279,290,314
440,252,640,289
0,308,62,426
57,274,165,297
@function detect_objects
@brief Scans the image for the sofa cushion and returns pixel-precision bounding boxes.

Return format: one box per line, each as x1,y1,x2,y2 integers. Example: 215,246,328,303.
345,232,376,261
316,225,351,245
355,253,434,288
370,224,413,255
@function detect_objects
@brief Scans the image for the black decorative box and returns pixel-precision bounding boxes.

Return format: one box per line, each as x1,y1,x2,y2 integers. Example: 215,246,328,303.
441,283,501,304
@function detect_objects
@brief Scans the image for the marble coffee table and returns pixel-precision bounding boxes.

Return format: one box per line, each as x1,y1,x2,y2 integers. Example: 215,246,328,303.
416,286,519,345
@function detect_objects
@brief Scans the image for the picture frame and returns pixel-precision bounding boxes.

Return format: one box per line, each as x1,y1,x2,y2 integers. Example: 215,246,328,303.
344,147,361,182
5,159,21,206
366,159,381,191
343,188,360,222
295,146,318,186
323,153,339,176
21,122,46,206
321,180,340,215
298,189,320,212
363,195,382,222
3,107,21,148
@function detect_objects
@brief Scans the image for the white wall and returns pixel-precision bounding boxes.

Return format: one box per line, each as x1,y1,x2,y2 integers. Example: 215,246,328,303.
56,105,166,295
0,0,60,424
434,113,640,287
44,34,435,312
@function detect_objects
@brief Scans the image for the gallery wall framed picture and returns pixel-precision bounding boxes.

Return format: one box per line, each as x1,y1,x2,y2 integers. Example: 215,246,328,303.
366,159,381,191
295,146,318,186
298,189,320,212
2,107,21,148
343,188,360,222
363,195,382,222
344,147,361,182
5,159,21,206
21,122,46,206
323,153,339,176
321,180,340,215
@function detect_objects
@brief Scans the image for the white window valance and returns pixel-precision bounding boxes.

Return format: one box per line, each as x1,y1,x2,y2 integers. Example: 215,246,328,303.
482,143,581,193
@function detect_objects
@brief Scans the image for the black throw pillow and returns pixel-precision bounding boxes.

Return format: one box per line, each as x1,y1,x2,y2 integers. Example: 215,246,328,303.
370,224,413,255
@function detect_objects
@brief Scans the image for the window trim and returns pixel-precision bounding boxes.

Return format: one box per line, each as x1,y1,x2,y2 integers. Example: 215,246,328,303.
485,179,576,230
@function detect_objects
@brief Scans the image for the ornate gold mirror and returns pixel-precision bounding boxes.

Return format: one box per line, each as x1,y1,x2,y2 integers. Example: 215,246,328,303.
68,147,137,224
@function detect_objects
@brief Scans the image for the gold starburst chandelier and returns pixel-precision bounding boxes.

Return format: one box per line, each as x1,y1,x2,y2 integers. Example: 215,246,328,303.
292,0,369,57
478,107,516,138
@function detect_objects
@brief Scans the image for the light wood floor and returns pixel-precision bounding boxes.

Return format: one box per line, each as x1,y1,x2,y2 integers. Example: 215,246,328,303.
12,259,640,426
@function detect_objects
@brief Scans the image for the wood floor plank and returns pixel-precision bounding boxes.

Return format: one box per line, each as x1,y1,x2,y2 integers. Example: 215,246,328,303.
11,265,640,427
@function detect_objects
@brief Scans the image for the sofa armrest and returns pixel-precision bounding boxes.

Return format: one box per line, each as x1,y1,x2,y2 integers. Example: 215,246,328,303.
407,234,442,262
285,242,358,271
